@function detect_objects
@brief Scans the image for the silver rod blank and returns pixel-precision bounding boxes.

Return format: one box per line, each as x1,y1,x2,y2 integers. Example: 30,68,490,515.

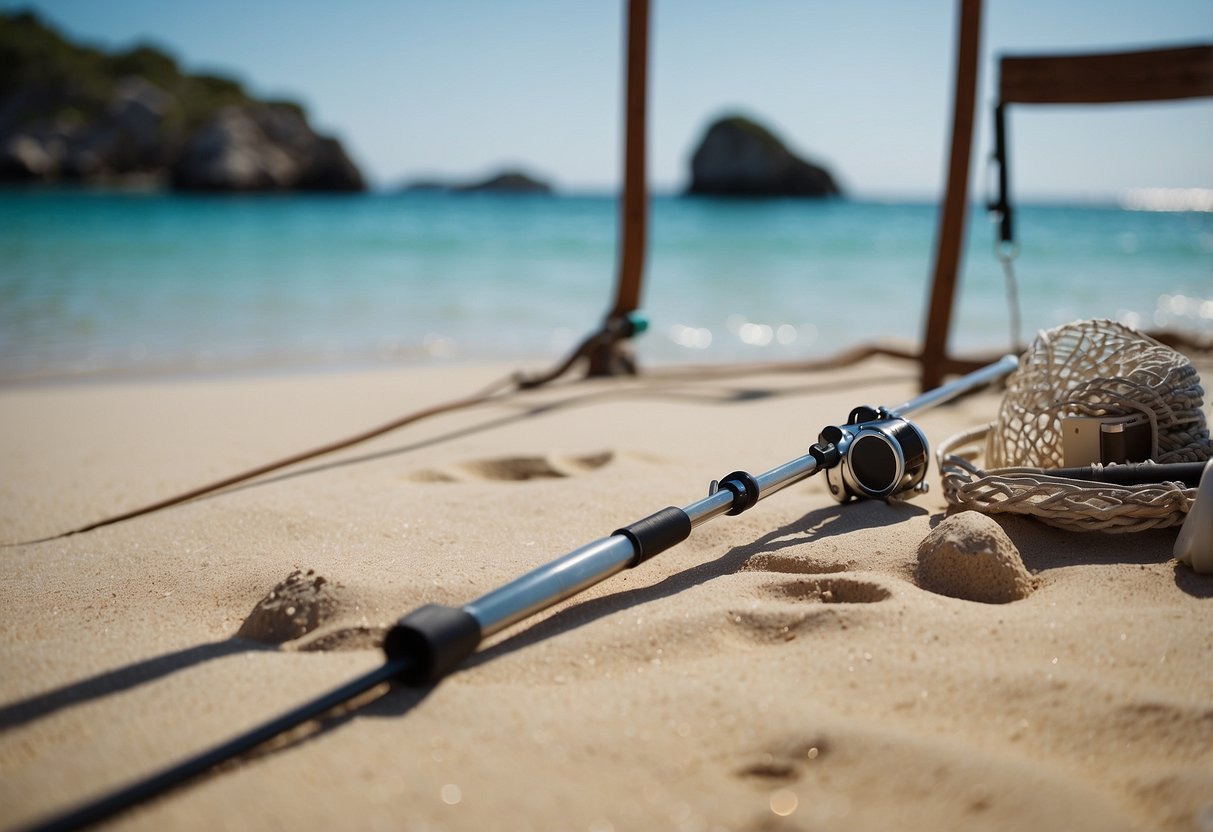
891,354,1017,417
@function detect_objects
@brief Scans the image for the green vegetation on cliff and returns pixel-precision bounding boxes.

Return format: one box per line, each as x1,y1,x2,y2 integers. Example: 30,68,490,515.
0,10,304,133
0,10,362,191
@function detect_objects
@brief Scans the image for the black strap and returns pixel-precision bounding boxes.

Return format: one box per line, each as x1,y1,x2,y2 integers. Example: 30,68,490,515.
988,102,1014,248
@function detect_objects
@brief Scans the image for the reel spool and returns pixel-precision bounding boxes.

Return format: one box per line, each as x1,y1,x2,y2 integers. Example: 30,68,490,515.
820,406,930,502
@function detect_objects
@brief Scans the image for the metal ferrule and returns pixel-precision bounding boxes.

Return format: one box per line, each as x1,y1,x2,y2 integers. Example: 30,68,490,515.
683,451,821,527
753,452,820,500
464,535,636,637
682,490,735,527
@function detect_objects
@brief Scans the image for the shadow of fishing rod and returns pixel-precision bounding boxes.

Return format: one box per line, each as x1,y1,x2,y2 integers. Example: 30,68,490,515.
9,499,921,832
0,640,267,733
468,499,926,670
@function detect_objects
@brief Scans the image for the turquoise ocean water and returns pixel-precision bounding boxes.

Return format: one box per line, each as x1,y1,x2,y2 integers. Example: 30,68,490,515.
1,189,1210,382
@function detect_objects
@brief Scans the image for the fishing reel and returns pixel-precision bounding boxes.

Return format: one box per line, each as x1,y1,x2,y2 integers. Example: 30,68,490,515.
818,406,930,502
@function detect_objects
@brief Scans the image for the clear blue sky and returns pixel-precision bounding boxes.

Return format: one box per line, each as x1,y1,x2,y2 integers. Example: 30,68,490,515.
5,0,1212,199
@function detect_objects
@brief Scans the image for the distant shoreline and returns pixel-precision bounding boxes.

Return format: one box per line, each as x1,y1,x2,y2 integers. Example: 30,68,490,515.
6,181,1209,211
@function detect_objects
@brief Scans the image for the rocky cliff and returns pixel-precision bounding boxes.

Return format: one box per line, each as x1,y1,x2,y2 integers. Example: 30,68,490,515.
0,11,364,191
687,115,841,198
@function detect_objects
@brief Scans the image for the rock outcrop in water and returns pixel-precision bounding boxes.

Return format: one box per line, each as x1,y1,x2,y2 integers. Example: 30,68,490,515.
687,115,841,198
0,11,364,191
456,170,552,194
402,169,553,194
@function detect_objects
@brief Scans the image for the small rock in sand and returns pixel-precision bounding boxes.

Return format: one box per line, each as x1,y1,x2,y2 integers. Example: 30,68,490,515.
237,569,341,643
917,512,1035,604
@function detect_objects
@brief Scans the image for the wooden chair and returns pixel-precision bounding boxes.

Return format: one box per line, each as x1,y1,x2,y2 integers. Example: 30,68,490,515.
920,4,1213,390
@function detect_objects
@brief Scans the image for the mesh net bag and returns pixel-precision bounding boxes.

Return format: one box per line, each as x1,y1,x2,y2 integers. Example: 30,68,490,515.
939,319,1212,532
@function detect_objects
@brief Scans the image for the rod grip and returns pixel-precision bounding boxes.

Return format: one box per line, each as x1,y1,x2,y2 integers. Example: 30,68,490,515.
383,604,483,685
615,507,692,566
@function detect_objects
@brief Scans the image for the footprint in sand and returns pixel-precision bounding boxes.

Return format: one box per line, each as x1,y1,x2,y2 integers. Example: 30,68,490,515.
742,552,855,575
410,451,614,483
736,737,830,783
758,577,892,605
727,575,891,643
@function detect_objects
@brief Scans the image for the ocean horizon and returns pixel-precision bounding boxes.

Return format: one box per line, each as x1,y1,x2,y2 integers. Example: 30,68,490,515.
2,187,1210,384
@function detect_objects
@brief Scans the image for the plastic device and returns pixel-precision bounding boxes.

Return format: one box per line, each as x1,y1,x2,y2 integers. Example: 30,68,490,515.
1174,459,1213,574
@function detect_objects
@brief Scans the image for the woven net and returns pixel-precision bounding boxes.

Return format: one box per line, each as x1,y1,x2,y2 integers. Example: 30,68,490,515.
940,319,1212,532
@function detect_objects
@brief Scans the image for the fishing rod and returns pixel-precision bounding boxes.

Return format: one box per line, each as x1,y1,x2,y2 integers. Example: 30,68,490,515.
26,355,1018,832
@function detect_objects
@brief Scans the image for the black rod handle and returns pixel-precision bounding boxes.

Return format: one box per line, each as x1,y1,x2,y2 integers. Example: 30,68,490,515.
1041,461,1206,487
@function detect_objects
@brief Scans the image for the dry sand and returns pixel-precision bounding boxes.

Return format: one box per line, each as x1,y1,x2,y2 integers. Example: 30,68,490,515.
1,355,1210,831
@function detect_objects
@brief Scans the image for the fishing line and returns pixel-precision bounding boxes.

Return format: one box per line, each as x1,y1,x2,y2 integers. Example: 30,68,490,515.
12,332,935,546
997,246,1023,354
20,355,1018,832
19,326,616,544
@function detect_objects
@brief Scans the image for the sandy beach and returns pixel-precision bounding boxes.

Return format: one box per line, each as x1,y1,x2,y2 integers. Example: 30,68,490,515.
2,354,1211,831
